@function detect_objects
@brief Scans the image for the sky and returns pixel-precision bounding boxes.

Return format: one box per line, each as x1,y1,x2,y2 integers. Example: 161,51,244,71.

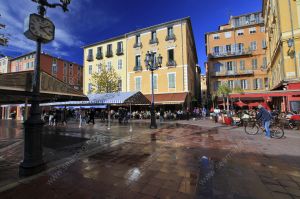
0,0,262,73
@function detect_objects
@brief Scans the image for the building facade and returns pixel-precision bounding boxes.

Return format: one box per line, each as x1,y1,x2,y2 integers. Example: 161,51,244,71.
0,56,11,73
200,74,207,106
83,17,199,107
83,36,127,94
9,52,83,90
206,12,268,96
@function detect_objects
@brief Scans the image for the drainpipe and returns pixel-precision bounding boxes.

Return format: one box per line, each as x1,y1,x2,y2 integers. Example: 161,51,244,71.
288,0,298,77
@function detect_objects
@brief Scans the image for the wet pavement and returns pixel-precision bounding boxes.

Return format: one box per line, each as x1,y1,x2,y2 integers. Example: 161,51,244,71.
0,119,300,198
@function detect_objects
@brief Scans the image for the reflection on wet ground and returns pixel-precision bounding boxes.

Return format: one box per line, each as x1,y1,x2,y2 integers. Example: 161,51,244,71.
1,119,300,198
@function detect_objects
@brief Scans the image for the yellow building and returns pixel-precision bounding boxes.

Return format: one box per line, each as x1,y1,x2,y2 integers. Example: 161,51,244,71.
126,17,199,106
83,35,127,94
263,0,300,90
83,17,199,107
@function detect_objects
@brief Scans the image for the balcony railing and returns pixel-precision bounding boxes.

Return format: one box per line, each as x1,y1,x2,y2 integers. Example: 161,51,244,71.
133,42,142,48
149,38,159,45
86,55,93,62
134,65,142,71
167,60,176,67
210,48,252,59
116,48,124,55
165,34,176,41
213,70,254,77
96,52,103,60
106,51,113,58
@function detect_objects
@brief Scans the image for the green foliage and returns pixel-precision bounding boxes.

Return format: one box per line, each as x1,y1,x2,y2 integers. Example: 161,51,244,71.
90,67,119,93
233,86,244,94
217,83,232,97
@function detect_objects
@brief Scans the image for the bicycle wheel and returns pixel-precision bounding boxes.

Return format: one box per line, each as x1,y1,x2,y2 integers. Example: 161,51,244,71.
244,122,259,135
270,126,284,139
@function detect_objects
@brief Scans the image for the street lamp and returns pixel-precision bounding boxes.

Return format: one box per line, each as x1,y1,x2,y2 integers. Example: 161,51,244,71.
19,0,71,177
144,51,162,129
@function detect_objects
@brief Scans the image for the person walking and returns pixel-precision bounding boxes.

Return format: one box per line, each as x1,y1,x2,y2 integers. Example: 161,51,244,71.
256,105,272,139
159,108,164,123
87,109,95,125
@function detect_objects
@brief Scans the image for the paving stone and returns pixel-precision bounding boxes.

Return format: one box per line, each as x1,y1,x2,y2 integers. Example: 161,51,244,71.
271,192,293,199
140,184,161,197
285,187,300,197
280,180,300,188
265,184,287,193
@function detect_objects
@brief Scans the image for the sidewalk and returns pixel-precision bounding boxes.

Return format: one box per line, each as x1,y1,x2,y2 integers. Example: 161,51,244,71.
1,119,300,198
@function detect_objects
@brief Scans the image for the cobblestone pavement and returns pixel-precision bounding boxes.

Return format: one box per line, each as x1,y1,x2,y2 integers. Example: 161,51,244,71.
0,119,300,199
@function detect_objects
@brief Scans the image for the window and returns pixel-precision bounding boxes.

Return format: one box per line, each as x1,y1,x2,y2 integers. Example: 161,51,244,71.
69,64,73,76
63,62,67,75
252,59,258,70
26,62,30,69
262,57,267,69
135,55,141,67
213,34,220,40
167,27,173,37
241,79,248,89
151,74,158,90
118,59,122,70
118,79,122,92
151,31,157,40
253,78,262,89
96,47,103,59
117,42,123,54
87,49,93,61
240,60,245,70
224,32,231,38
168,49,174,62
88,83,93,93
213,63,221,72
237,30,244,36
213,46,220,54
214,81,221,91
136,35,141,44
97,64,102,73
63,76,67,83
69,77,73,85
52,64,57,75
237,43,244,52
107,44,113,56
107,61,112,71
249,27,256,34
168,73,176,89
228,80,234,89
262,39,267,49
226,45,231,53
250,41,257,51
264,78,269,89
89,65,92,75
226,61,233,71
260,26,265,32
135,77,141,91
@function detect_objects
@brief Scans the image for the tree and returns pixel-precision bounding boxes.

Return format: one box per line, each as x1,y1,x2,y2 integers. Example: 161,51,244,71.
90,67,119,93
217,83,232,113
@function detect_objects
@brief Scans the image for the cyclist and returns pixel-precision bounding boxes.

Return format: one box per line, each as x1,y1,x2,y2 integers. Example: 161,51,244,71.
256,105,272,139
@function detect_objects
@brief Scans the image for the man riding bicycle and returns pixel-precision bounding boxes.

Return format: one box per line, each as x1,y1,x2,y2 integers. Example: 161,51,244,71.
256,105,272,139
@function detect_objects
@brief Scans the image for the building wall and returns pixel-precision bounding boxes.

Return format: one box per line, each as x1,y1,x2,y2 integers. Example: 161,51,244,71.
83,37,127,95
9,52,83,90
206,12,268,95
264,0,300,89
200,75,207,105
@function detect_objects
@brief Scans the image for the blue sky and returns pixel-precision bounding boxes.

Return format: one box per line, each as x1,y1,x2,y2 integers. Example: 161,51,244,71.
0,0,262,73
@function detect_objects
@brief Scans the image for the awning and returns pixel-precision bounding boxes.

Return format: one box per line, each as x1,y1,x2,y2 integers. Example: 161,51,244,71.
0,71,87,104
40,91,150,106
235,100,248,107
145,93,188,105
229,90,300,99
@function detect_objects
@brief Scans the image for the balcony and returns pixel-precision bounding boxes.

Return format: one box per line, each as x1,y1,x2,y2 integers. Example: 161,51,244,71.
166,60,176,67
133,42,142,48
149,38,159,45
209,48,253,59
212,70,254,77
96,52,103,60
134,65,142,71
116,48,124,56
165,34,176,41
106,51,113,58
86,55,93,62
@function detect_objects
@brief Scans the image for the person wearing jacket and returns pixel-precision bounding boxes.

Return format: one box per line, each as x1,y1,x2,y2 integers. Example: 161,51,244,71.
256,105,272,139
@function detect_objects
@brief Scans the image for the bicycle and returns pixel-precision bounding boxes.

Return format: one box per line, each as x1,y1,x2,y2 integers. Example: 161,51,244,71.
244,119,284,139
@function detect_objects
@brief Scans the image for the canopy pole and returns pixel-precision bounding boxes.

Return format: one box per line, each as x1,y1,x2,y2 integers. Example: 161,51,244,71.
24,97,28,122
107,104,111,130
129,103,132,133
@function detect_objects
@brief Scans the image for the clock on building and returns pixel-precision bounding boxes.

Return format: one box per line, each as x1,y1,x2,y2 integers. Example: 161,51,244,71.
24,13,55,43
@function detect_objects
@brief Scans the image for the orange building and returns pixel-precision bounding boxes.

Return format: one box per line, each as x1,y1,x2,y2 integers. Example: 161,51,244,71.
9,52,83,91
205,12,268,97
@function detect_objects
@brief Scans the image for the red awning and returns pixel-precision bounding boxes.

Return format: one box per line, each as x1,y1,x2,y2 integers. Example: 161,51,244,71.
235,100,248,107
145,93,188,104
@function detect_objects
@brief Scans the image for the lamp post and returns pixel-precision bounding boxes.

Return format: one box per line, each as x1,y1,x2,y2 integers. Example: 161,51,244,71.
19,0,71,177
145,51,162,129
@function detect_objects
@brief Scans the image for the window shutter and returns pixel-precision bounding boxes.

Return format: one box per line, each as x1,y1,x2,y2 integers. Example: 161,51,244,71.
259,78,262,89
233,62,237,72
231,44,235,54
253,79,257,89
220,62,224,72
246,80,249,89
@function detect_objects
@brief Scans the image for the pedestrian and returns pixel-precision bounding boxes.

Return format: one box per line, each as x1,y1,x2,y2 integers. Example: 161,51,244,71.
202,107,207,119
49,110,54,126
159,108,164,123
87,109,95,125
256,104,272,139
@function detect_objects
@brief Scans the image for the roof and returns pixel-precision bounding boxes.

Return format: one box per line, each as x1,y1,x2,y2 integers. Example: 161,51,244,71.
82,34,125,49
145,93,188,104
0,71,87,104
40,91,150,106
